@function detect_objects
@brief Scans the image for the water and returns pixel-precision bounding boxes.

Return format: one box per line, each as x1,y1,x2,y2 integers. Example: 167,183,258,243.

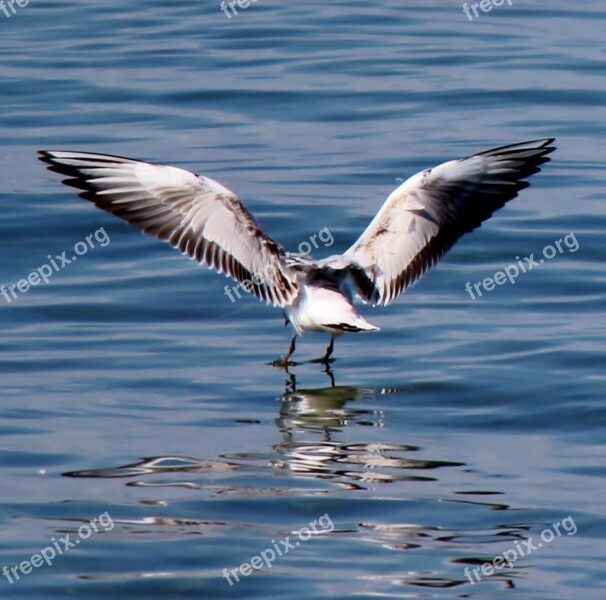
1,1,605,598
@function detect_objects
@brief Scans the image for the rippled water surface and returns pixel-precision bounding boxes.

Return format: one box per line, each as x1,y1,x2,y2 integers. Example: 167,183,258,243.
1,1,605,598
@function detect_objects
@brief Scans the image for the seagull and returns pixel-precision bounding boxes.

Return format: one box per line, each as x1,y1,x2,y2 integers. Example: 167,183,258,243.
39,138,555,365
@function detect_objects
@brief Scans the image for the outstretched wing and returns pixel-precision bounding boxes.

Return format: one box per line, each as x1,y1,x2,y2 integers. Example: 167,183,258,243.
38,150,299,306
344,138,556,306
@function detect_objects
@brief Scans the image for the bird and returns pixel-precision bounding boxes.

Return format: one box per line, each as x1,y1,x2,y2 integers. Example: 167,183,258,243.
39,138,555,366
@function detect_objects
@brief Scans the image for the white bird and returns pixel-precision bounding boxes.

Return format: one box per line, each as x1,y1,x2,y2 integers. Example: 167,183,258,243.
39,138,555,365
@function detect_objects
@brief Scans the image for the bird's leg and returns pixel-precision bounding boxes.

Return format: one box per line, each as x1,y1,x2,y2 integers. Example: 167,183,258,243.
321,337,335,364
285,334,297,361
272,334,297,367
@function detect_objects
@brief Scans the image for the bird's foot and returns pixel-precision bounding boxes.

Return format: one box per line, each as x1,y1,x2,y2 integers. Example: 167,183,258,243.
271,357,296,369
310,356,335,366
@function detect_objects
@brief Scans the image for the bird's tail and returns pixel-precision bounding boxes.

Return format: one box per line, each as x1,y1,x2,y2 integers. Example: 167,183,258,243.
325,311,380,333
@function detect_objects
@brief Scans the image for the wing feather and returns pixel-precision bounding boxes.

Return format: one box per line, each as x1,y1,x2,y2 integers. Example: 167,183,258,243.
38,150,298,307
344,139,556,306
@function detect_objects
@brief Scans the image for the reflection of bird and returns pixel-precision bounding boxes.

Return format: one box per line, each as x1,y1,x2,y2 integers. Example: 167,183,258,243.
278,384,375,431
39,139,555,364
274,384,466,489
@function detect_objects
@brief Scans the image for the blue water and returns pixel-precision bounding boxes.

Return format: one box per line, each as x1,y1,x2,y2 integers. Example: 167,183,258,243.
1,1,605,598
